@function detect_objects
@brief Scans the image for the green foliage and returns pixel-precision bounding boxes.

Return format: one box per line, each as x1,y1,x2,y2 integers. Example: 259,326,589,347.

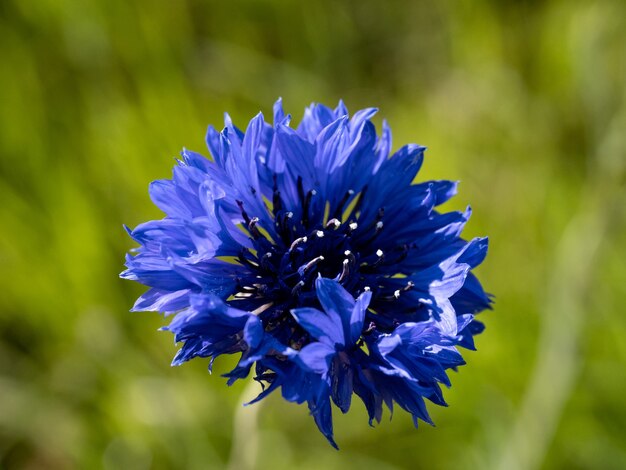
0,0,624,468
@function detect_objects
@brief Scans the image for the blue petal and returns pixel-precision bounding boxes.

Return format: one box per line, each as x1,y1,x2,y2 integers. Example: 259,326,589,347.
327,120,378,207
451,272,493,315
349,290,372,344
166,254,242,296
415,180,459,206
149,179,193,219
458,236,489,268
275,124,316,185
348,107,378,137
309,388,338,449
315,277,356,340
243,315,264,350
181,148,211,173
297,342,335,375
314,116,349,176
128,219,194,254
291,307,344,347
428,259,470,300
130,288,191,313
298,103,337,142
240,112,265,192
163,294,258,366
206,125,224,166
334,99,348,118
373,119,392,172
330,353,354,413
121,253,193,290
358,144,426,224
353,367,383,426
273,97,285,125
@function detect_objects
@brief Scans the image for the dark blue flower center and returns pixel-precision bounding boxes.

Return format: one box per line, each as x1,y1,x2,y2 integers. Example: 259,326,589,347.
228,181,394,348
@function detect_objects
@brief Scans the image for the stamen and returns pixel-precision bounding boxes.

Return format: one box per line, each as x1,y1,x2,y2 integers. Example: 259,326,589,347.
291,280,305,296
347,222,358,234
234,292,254,299
360,220,384,245
278,211,294,243
297,176,305,204
302,255,324,275
248,217,261,239
289,236,308,252
326,218,341,230
344,249,356,265
359,209,385,243
237,251,259,269
303,189,317,227
236,200,251,226
272,189,283,215
252,302,274,315
391,244,410,264
369,249,385,269
338,258,350,282
379,289,403,301
261,252,274,271
363,321,376,334
351,185,368,216
333,189,355,219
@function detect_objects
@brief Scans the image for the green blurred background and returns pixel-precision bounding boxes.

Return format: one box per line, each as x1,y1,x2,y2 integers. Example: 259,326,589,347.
1,0,625,468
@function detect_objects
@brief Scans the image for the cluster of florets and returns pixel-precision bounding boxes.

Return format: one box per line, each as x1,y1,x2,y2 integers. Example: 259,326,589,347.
121,99,492,447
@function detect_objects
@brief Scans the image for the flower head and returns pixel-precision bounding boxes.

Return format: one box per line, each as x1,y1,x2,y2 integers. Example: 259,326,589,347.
121,99,492,447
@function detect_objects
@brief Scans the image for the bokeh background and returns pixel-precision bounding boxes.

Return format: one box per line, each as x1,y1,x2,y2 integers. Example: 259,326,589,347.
1,0,625,468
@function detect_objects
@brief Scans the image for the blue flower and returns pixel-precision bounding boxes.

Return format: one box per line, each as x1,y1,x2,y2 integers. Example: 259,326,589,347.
121,99,492,447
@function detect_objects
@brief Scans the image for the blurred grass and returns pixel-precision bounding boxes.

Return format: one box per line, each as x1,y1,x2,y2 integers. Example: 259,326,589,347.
0,0,625,468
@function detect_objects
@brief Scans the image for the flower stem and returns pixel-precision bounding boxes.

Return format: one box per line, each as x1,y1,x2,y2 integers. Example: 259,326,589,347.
227,379,264,470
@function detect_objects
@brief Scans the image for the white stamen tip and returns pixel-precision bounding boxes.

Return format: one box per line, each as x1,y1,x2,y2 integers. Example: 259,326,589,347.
315,230,324,238
376,249,383,257
326,218,341,228
364,286,371,292
394,290,401,299
344,250,351,256
349,222,358,230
